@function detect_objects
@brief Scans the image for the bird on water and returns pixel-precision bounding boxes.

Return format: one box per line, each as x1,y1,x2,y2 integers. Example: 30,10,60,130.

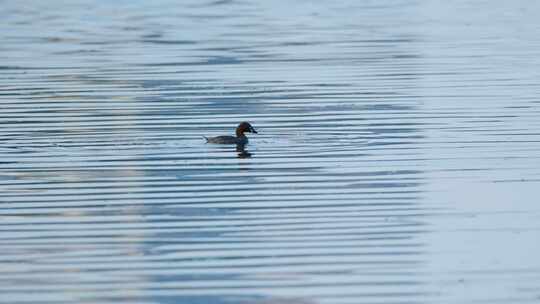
203,122,258,145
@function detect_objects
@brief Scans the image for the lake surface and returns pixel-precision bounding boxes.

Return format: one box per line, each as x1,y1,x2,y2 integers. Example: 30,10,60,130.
1,0,540,303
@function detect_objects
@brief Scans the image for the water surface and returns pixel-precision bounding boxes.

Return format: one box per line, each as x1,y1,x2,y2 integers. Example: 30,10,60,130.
1,1,540,303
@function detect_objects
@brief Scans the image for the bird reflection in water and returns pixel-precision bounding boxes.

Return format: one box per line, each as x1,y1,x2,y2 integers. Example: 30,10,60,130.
236,143,252,158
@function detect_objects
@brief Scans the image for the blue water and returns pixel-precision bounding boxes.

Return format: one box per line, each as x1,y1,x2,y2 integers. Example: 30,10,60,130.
1,1,540,303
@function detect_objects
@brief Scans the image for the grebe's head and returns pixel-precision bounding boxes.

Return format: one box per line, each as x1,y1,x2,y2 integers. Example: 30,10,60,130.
236,122,258,136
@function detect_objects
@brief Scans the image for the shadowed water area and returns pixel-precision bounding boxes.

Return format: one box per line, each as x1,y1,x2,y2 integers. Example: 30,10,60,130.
1,0,540,303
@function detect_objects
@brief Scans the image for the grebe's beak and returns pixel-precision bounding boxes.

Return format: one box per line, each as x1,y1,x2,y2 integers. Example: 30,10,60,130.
250,128,258,134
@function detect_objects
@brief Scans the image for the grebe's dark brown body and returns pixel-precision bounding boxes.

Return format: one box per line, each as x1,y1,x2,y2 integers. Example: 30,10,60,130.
204,122,258,145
